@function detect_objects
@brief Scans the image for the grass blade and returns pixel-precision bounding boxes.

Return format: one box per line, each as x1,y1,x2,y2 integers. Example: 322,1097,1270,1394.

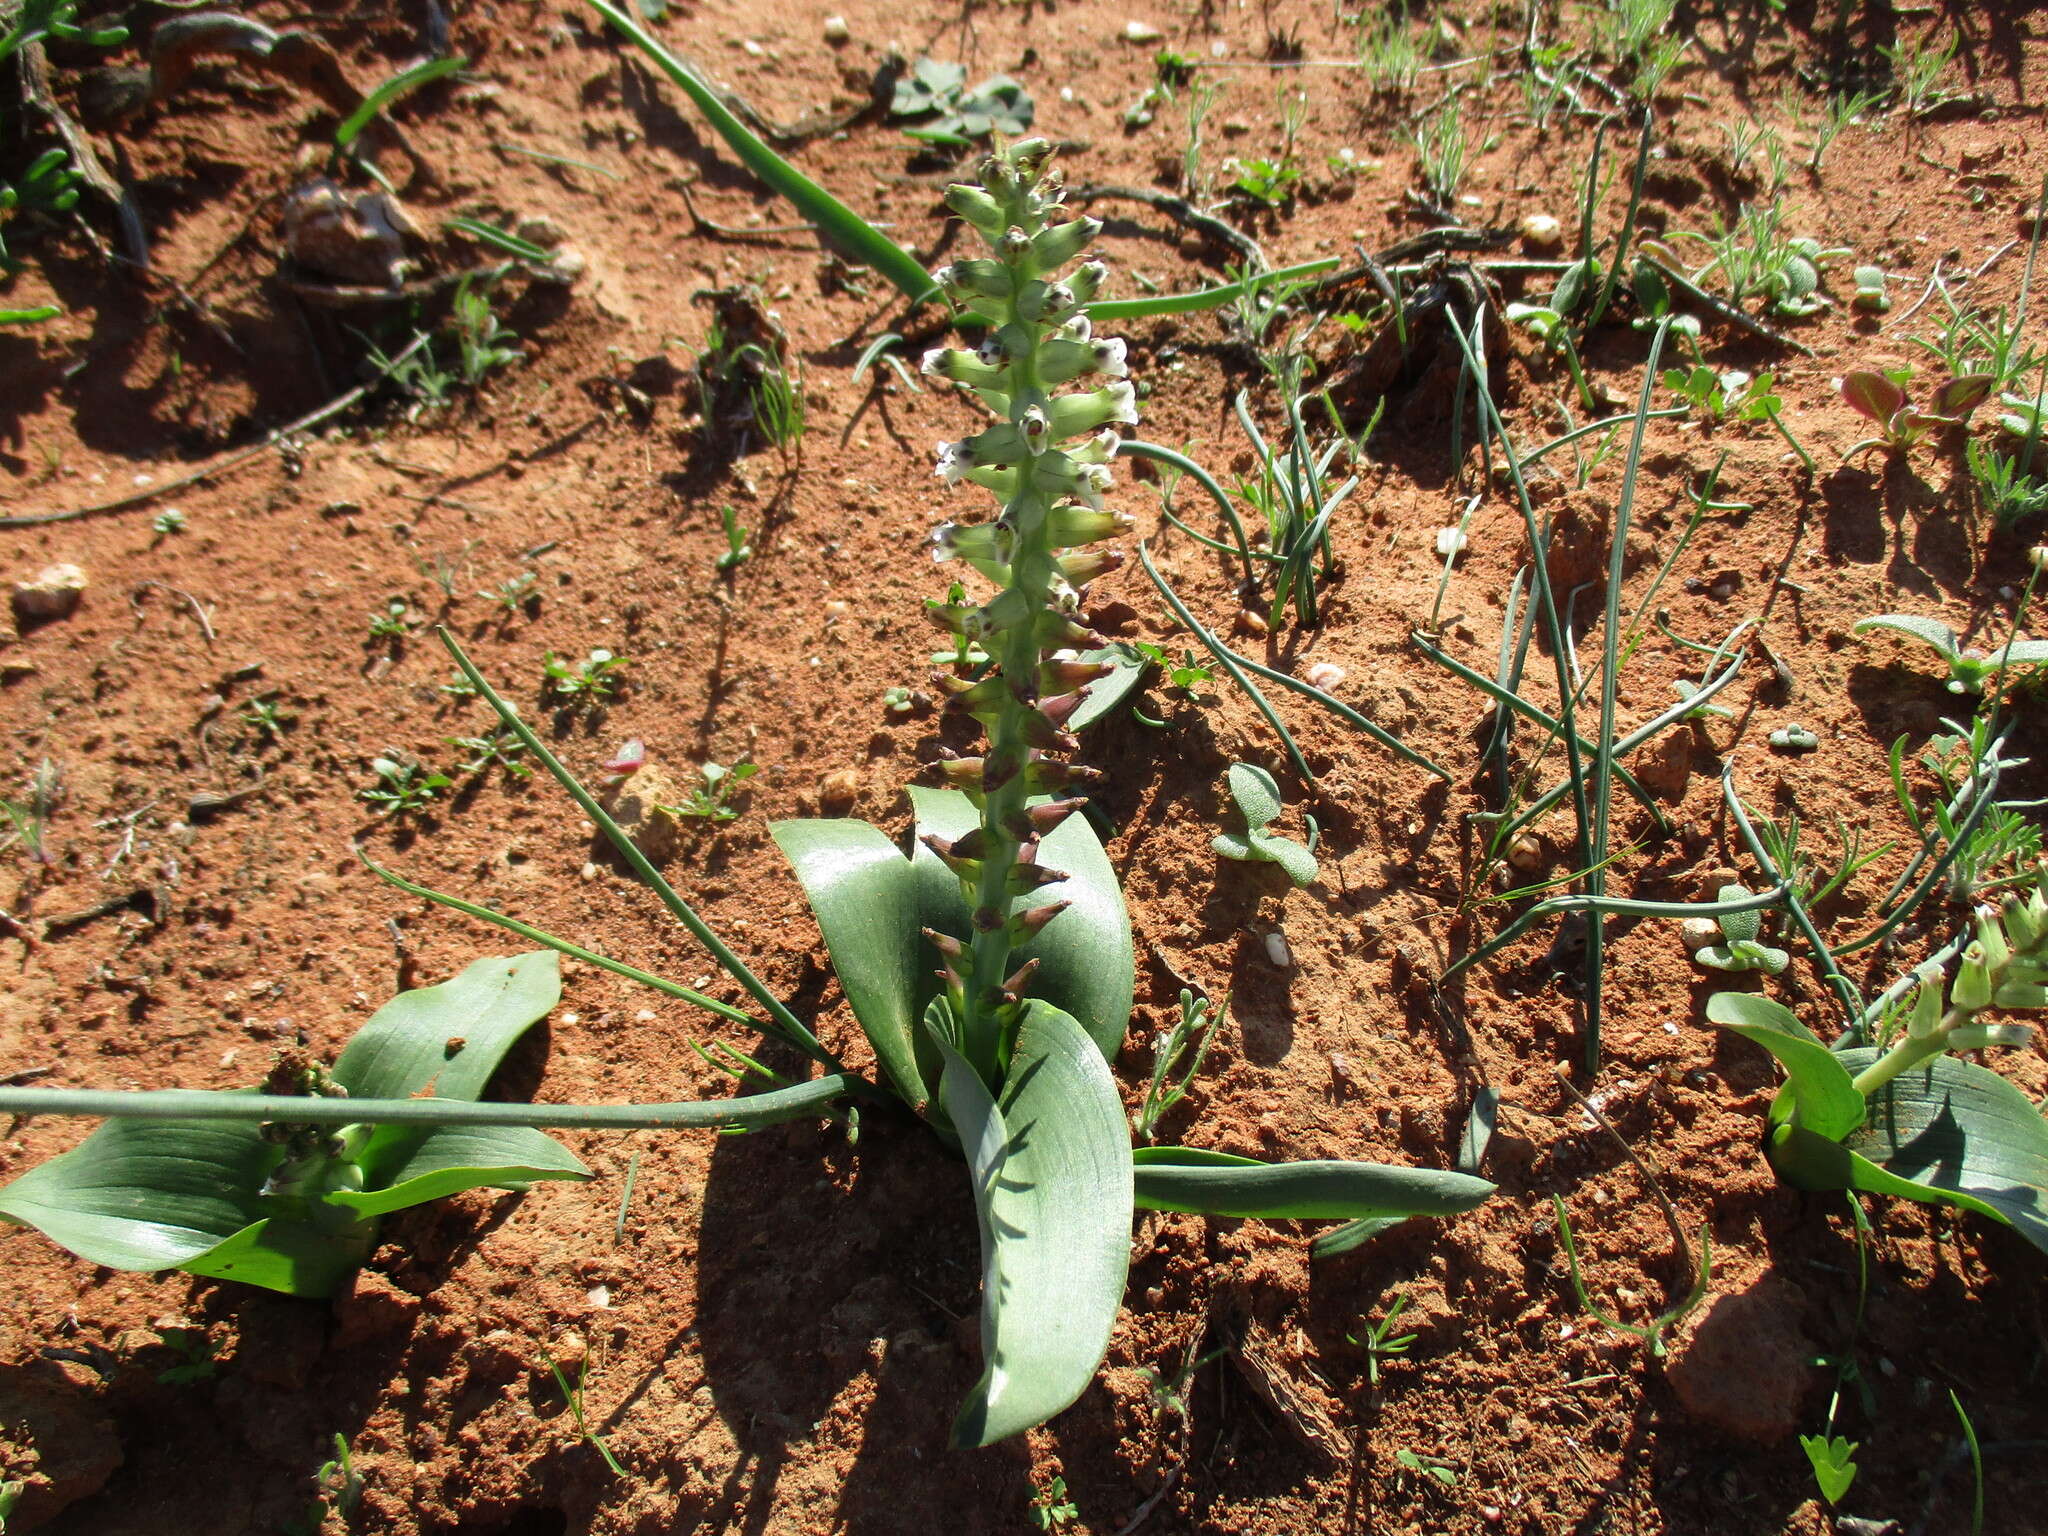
335,56,467,150
585,0,937,307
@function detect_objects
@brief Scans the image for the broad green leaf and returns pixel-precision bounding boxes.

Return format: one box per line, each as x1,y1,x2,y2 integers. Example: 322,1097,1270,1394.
331,1122,588,1218
1211,832,1255,861
1827,1049,2048,1253
1839,370,1905,423
942,1001,1132,1448
1067,643,1151,731
1131,1147,1494,1220
334,951,561,1102
908,786,1133,1063
1852,613,1958,659
1715,884,1762,944
769,819,931,1112
1249,828,1319,888
0,1113,275,1272
1309,1215,1409,1259
1801,1434,1859,1505
1706,992,1864,1139
1226,763,1283,830
178,1212,373,1297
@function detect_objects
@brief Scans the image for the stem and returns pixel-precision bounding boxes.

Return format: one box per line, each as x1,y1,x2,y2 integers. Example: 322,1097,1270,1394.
0,1076,868,1131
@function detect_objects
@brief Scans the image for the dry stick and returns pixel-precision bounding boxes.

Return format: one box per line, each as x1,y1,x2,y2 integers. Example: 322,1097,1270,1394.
1073,184,1268,271
130,581,216,646
0,333,433,530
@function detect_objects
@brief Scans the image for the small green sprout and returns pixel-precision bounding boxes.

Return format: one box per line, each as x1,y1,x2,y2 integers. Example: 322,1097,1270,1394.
359,753,452,817
1132,640,1211,698
1671,677,1733,721
449,276,522,387
240,695,294,741
1028,1474,1078,1531
448,726,531,779
366,599,414,643
543,648,629,706
480,571,538,616
1851,265,1890,314
882,685,917,716
1800,1433,1858,1505
1853,614,2048,694
1967,439,2048,527
1688,884,1790,974
1134,986,1229,1143
716,503,753,572
1394,1447,1458,1488
1212,763,1319,887
547,1350,626,1476
661,758,759,824
151,508,187,537
153,1324,220,1385
1348,1293,1418,1388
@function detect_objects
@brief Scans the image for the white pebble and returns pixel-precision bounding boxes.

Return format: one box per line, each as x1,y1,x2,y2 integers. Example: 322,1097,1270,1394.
1304,661,1346,690
822,15,849,43
1122,19,1163,42
1264,931,1291,968
1435,526,1468,556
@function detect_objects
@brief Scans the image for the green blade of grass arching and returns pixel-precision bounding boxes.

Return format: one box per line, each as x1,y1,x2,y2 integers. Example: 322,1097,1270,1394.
1124,439,1262,591
434,628,841,1069
1441,883,1788,984
1087,256,1341,322
334,56,467,150
444,216,557,264
1720,765,1864,1028
1583,317,1672,1071
585,0,938,308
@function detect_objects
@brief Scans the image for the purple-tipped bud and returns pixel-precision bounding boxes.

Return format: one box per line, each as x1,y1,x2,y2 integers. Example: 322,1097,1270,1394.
919,832,979,879
921,927,964,960
1025,756,1103,793
1058,548,1124,584
1009,902,1069,941
972,904,1004,932
1043,656,1114,688
934,755,985,788
1000,957,1042,1000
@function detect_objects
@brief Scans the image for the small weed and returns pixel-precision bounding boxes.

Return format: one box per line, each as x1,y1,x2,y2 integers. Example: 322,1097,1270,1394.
450,277,522,387
1394,1447,1459,1488
415,541,481,601
480,570,538,617
1851,265,1890,313
1131,640,1212,699
543,648,629,707
1755,809,1892,908
448,726,532,780
548,1351,627,1476
1968,439,2048,526
1354,9,1422,94
1667,204,1845,317
889,57,1033,147
1882,29,1959,116
367,330,456,415
1839,367,1995,462
1409,94,1476,207
240,696,295,742
366,598,415,644
1134,986,1229,1143
1028,1474,1078,1531
1800,1433,1858,1505
153,1325,218,1385
1686,883,1791,974
1853,613,2048,695
0,759,61,866
660,759,758,824
150,507,187,538
1212,763,1319,887
716,504,754,571
1807,88,1882,172
1349,1293,1418,1388
439,667,482,700
359,753,452,817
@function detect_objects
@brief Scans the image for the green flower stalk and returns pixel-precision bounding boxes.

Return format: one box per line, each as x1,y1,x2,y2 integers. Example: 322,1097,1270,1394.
919,139,1136,1087
1852,868,2048,1097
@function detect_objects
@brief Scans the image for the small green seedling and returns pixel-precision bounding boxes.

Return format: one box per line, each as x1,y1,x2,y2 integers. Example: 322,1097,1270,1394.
1689,883,1790,974
1629,260,1702,344
716,503,753,571
882,685,917,716
1663,364,1764,422
480,571,538,616
1394,1448,1458,1488
153,1325,219,1385
1853,614,2048,694
1671,677,1733,720
544,648,629,706
449,276,521,387
1769,723,1820,752
1800,1433,1858,1505
151,508,187,537
548,1350,626,1476
1134,987,1229,1143
1851,266,1890,314
240,696,294,742
360,753,452,816
1212,763,1319,887
662,759,759,824
1131,640,1211,698
890,58,1033,147
1349,1293,1418,1388
449,727,531,780
367,599,414,643
1,758,61,866
1028,1475,1078,1531
1839,368,1995,462
1967,439,2048,527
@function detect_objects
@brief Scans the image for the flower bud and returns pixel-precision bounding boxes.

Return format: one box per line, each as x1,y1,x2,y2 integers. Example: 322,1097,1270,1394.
1950,942,1994,1012
1994,981,2048,1008
1031,216,1102,269
1067,260,1108,306
922,347,1004,385
1976,909,2011,974
1907,962,1944,1038
1058,548,1124,584
933,754,985,789
919,833,980,880
2003,890,2044,952
938,259,1013,300
998,226,1033,261
1048,504,1132,545
1008,902,1069,942
945,183,1008,235
1024,754,1102,792
1009,137,1054,174
1038,335,1130,384
1019,406,1051,452
1049,382,1139,438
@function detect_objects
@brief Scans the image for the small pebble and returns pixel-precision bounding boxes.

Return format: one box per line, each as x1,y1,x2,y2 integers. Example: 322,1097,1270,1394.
822,14,849,43
1518,212,1564,252
1122,19,1163,42
1679,917,1721,954
12,562,87,624
1304,661,1346,690
1264,931,1291,968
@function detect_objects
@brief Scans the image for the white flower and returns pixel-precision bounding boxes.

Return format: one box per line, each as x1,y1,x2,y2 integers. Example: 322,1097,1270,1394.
920,348,951,376
1103,380,1138,425
1092,337,1129,378
936,440,975,483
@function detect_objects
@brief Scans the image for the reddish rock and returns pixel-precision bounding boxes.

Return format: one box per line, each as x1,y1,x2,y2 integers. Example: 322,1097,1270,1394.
0,1362,122,1531
1665,1276,1819,1441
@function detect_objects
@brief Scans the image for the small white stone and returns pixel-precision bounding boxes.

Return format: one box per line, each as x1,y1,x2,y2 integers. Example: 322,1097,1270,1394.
822,15,850,43
741,38,766,57
12,562,87,623
1121,19,1163,42
1518,213,1564,252
1435,526,1468,557
586,1284,612,1309
1264,931,1292,968
1679,917,1721,953
1304,661,1346,690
